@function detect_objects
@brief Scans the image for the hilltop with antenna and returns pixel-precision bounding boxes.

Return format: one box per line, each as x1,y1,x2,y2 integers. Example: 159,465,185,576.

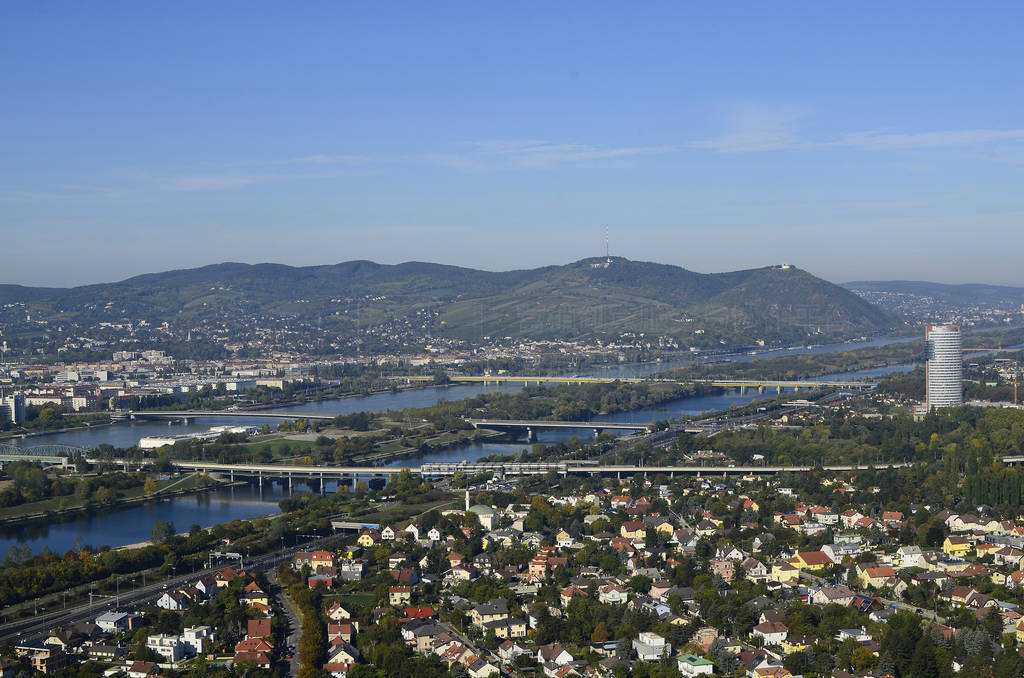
590,227,614,269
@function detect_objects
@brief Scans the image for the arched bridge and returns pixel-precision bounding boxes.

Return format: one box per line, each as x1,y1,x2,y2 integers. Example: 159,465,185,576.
0,444,90,467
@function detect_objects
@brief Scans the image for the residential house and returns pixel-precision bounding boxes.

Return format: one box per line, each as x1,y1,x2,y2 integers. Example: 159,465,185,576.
632,631,671,662
752,621,788,645
620,521,647,541
598,584,629,605
126,661,159,678
859,565,898,589
147,635,188,663
537,643,573,666
943,536,971,558
95,611,142,634
471,600,509,628
792,551,834,571
156,591,189,611
389,586,412,606
677,654,715,676
742,558,769,583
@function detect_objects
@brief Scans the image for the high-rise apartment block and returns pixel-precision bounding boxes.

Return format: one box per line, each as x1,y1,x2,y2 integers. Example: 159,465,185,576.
926,325,963,409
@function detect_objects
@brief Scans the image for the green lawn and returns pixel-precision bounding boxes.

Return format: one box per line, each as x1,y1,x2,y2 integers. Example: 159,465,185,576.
354,497,458,525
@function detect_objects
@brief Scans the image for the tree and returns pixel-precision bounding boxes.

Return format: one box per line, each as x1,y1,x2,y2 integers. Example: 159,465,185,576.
143,477,157,496
629,574,652,593
592,621,610,643
150,520,175,545
993,649,1024,678
852,646,875,671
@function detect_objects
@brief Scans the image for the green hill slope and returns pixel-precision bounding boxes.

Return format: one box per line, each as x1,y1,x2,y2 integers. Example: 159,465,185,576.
0,258,897,349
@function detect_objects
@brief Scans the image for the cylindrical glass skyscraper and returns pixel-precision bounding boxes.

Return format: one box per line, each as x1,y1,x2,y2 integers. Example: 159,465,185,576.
926,325,962,409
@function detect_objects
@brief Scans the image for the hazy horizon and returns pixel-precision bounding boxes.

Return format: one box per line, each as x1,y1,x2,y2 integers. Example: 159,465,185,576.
4,4,1024,287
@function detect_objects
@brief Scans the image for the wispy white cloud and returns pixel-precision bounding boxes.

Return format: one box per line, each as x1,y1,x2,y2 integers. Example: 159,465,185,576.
0,185,124,201
218,154,370,168
424,153,492,171
838,129,1024,150
164,172,270,191
695,108,1024,153
430,140,676,170
159,154,375,190
163,168,371,191
692,109,809,153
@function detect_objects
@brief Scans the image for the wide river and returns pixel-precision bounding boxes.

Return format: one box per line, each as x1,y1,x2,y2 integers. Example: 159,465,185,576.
1,336,918,554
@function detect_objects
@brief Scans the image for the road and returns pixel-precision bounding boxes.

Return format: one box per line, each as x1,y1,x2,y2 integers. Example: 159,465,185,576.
270,570,301,678
0,533,346,645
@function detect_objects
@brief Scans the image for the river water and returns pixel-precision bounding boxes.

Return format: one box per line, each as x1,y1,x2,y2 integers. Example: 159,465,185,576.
1,337,918,555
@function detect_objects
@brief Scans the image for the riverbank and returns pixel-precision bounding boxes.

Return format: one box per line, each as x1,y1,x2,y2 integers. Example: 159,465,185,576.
114,508,284,551
0,419,114,443
0,475,232,527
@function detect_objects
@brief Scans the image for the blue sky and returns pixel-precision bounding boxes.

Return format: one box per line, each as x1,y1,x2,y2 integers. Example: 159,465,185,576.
3,2,1024,286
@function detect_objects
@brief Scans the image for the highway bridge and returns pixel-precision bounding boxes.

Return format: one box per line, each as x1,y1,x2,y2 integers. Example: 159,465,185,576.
466,418,651,439
394,375,646,385
169,460,405,493
164,459,915,486
693,379,876,392
128,410,335,421
392,375,876,390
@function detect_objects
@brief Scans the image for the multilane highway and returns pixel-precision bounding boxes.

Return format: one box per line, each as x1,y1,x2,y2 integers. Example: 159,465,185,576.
0,533,346,644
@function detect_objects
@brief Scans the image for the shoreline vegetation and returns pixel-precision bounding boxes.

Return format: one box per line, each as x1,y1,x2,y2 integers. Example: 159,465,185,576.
0,473,224,526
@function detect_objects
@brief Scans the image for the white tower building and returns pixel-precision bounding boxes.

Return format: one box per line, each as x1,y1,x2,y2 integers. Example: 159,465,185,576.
926,325,962,409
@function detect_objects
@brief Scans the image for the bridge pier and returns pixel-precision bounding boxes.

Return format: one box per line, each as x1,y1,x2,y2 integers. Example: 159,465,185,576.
526,427,535,442
740,386,746,396
758,386,765,394
320,472,325,495
593,428,602,439
776,385,782,394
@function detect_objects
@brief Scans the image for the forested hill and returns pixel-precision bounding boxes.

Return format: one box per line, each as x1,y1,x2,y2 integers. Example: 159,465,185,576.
0,258,897,348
